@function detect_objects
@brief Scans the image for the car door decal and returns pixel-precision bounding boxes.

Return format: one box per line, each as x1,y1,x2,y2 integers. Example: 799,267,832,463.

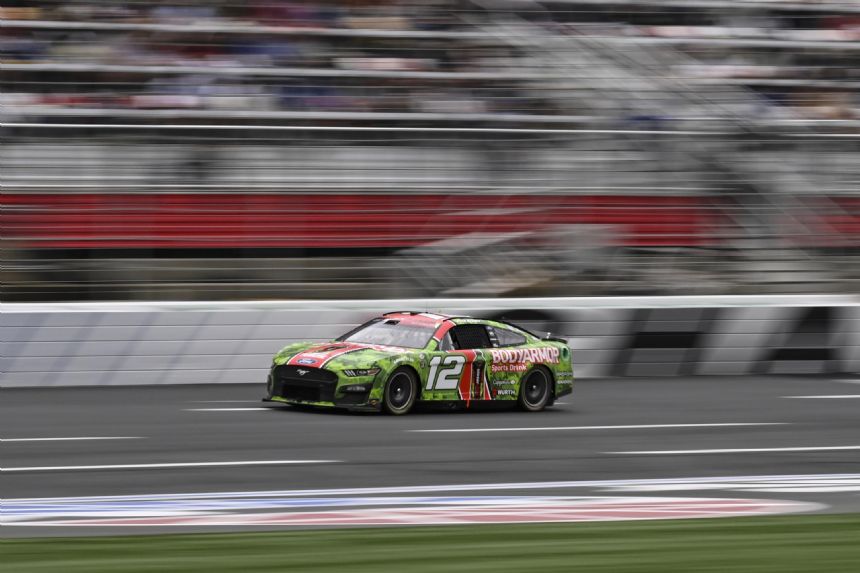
426,355,466,390
457,349,491,404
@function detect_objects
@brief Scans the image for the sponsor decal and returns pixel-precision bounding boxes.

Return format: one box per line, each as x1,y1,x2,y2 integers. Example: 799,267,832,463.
490,347,560,365
495,389,516,396
470,360,486,401
492,380,516,386
296,358,317,365
491,363,528,373
448,350,491,404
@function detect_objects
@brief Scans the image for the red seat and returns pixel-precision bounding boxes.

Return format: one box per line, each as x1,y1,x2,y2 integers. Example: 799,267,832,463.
2,192,732,249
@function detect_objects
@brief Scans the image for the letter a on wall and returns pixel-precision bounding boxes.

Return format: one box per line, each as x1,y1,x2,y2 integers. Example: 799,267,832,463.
754,307,842,375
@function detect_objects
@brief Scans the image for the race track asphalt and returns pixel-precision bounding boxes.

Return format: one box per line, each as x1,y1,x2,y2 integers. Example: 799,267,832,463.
3,375,860,536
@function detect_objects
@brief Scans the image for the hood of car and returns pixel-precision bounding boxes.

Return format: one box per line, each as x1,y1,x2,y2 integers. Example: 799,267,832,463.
273,341,405,371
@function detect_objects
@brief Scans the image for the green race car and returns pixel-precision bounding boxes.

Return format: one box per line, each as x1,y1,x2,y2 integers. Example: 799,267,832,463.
264,311,573,414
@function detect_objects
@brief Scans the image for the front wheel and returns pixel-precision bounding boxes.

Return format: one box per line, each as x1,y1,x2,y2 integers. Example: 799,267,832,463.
518,368,551,412
382,367,418,415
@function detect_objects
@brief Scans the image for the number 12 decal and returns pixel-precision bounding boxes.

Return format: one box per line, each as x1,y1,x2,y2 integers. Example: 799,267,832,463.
426,355,466,390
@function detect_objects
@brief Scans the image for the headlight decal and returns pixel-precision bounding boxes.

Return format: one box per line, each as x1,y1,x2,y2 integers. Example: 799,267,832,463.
342,368,380,377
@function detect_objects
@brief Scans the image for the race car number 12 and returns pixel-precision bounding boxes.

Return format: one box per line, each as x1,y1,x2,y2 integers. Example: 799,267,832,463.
426,355,466,390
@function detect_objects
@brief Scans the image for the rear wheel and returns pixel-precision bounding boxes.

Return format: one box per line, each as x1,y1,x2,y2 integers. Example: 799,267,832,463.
382,368,418,415
518,367,551,412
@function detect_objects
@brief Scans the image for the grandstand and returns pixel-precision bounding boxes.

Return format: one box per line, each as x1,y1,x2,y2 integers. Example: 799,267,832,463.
1,0,858,300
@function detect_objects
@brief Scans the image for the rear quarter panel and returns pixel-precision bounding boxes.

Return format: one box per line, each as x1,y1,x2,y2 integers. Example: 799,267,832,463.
487,340,573,400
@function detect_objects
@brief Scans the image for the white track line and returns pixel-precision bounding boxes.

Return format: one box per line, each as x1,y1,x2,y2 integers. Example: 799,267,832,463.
11,473,860,503
609,446,860,455
783,395,860,399
409,423,787,433
185,408,273,412
1,437,141,442
3,460,340,473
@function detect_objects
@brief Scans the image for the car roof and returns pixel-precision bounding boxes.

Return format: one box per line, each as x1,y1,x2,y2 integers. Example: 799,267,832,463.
381,311,537,334
380,312,543,340
450,316,541,338
382,311,455,321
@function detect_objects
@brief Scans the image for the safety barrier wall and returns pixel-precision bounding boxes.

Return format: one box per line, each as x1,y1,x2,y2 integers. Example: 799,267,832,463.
2,296,858,388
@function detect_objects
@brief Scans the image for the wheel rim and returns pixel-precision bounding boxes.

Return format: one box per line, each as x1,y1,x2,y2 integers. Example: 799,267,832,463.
523,370,548,406
388,372,413,410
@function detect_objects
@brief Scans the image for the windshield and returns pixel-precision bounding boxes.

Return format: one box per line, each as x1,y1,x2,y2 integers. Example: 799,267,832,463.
339,319,436,349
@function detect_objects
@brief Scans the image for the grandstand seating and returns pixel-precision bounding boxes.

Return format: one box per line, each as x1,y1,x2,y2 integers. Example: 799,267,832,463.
1,0,857,299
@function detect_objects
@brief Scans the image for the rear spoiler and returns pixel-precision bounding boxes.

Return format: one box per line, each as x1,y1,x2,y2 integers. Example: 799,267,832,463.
542,336,569,344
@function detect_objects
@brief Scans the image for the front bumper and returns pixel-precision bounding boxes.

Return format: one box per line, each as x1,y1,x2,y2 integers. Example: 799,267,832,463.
265,367,381,411
263,395,381,412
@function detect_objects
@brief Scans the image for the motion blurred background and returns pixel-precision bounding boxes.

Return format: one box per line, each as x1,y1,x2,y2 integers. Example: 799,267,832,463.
2,0,858,302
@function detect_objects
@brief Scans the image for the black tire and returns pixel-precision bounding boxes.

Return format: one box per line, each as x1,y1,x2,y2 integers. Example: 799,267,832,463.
382,367,418,415
518,367,551,412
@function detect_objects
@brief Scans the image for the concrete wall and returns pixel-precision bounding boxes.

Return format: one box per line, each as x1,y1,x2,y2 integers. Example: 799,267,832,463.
2,296,858,387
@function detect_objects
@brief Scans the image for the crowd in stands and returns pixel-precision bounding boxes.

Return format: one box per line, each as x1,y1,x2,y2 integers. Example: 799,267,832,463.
0,1,459,30
2,0,858,121
2,1,858,300
547,1,860,121
2,0,560,119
